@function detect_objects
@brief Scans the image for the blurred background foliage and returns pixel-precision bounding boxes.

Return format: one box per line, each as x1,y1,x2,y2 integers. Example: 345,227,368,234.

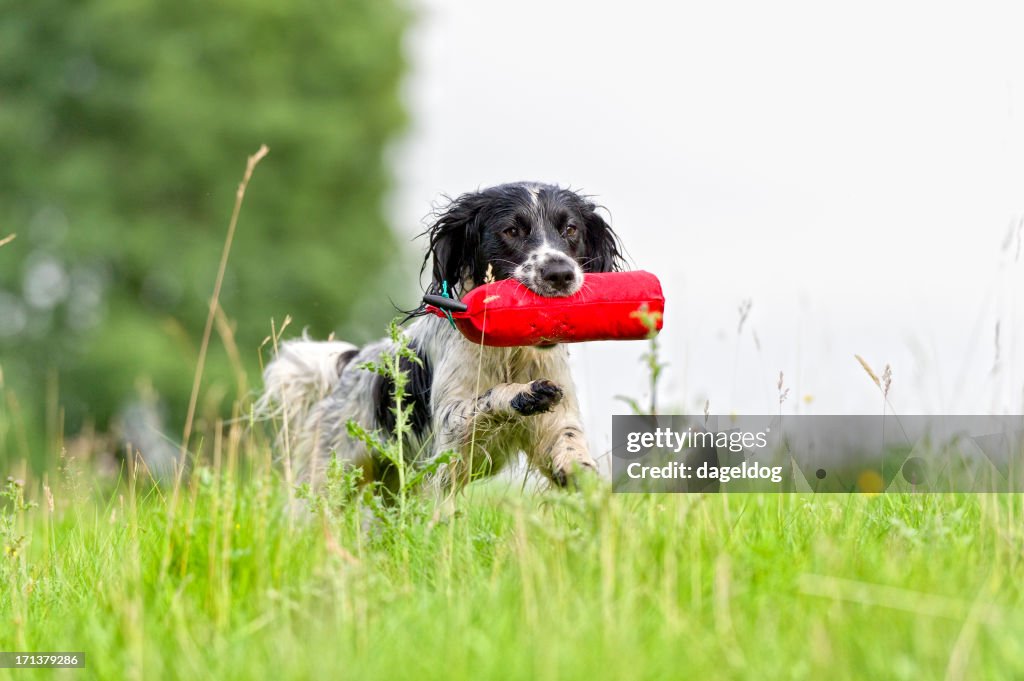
0,0,410,469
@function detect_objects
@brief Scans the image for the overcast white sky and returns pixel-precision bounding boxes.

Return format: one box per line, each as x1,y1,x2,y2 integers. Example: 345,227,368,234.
391,0,1024,455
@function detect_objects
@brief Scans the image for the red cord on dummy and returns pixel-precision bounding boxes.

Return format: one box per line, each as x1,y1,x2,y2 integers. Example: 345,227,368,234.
423,271,664,347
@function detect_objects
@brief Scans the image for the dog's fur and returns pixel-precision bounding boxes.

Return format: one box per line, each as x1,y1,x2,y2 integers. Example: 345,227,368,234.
257,182,624,494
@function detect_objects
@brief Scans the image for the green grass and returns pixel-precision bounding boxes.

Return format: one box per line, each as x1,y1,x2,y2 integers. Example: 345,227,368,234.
3,453,1024,680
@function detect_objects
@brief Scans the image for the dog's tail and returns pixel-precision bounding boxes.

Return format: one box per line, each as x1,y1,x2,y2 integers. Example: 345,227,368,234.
256,335,359,456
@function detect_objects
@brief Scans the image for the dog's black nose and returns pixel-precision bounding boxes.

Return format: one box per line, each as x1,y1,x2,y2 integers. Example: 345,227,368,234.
541,261,577,291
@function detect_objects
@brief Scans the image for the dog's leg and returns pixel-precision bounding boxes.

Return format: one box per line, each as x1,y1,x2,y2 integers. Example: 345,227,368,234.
437,379,564,434
527,395,597,487
432,379,564,484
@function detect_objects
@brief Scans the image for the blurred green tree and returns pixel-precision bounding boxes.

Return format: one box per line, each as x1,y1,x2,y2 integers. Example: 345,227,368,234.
0,0,409,463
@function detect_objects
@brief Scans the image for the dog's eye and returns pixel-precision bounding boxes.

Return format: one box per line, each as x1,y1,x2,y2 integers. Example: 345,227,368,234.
564,224,578,239
504,226,521,238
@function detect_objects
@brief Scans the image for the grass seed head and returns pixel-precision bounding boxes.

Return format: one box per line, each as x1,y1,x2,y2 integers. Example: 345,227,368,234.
854,354,881,389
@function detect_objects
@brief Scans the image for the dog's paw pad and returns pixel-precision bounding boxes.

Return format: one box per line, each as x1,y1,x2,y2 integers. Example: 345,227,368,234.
511,379,563,416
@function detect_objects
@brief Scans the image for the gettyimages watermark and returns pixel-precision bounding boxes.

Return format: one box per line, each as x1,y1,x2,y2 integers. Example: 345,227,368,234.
611,415,1024,493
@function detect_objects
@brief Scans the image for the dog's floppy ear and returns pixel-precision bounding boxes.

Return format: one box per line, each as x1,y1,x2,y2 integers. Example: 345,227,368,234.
582,206,625,273
422,192,487,296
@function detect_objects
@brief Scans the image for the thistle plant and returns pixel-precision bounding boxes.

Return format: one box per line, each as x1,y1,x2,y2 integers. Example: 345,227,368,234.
345,320,420,518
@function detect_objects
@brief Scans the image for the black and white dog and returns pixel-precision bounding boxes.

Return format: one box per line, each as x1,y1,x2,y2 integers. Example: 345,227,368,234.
258,182,624,494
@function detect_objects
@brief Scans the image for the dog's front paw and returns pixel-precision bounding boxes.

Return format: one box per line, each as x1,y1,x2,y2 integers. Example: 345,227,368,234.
510,379,563,416
550,458,598,489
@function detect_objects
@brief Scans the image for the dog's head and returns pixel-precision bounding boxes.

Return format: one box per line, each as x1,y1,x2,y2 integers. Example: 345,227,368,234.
422,182,624,298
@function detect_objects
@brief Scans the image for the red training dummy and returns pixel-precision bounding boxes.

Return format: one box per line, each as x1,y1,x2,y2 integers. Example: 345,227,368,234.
422,271,664,347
